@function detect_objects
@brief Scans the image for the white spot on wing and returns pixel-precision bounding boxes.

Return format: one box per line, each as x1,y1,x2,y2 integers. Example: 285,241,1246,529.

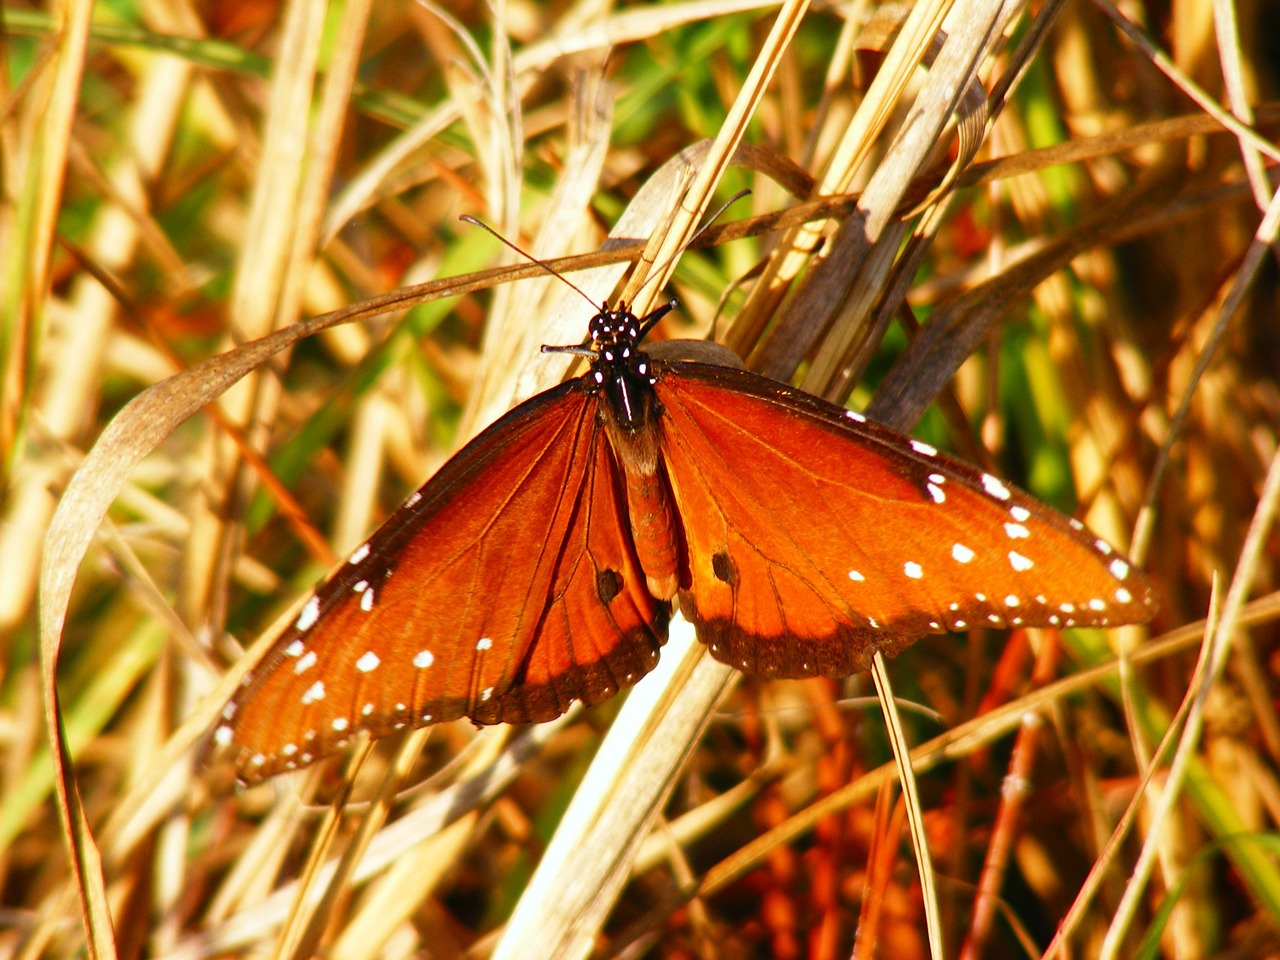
1004,523,1030,539
301,681,325,704
904,561,923,579
1109,558,1130,580
296,596,321,631
982,474,1012,500
952,543,975,563
348,542,371,565
848,570,865,582
332,717,348,732
414,650,434,669
294,650,317,674
476,637,492,651
1010,505,1030,522
356,651,380,673
1115,587,1133,604
1008,551,1033,572
846,410,867,423
214,725,232,745
285,639,305,657
910,440,938,457
927,483,946,503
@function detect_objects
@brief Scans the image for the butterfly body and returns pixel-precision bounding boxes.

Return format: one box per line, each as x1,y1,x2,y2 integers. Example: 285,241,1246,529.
587,306,683,601
214,302,1156,781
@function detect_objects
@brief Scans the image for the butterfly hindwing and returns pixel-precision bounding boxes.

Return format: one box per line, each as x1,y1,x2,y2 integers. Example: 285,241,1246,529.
652,362,1155,678
486,409,668,724
217,383,667,781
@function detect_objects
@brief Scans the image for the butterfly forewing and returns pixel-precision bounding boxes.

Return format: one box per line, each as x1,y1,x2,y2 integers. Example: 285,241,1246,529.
217,383,667,781
653,363,1156,678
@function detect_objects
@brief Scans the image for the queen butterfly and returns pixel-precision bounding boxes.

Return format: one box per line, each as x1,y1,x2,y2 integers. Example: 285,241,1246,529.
211,299,1156,782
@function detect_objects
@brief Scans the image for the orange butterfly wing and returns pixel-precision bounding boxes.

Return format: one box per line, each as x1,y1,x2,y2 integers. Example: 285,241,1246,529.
217,384,667,781
653,363,1156,678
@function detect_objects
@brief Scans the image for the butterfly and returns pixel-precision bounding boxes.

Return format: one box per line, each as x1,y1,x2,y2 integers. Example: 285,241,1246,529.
212,299,1156,782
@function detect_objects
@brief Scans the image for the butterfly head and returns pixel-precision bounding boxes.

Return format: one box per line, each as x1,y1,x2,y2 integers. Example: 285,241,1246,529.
579,304,657,433
587,304,643,353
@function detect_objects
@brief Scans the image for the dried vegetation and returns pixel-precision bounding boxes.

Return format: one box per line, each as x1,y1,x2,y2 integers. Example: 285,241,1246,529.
5,0,1280,958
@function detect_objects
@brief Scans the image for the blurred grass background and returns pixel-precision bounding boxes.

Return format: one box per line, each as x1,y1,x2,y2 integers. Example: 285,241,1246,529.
4,0,1280,957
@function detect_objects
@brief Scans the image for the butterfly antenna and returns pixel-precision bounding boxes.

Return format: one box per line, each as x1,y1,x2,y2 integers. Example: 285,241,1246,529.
630,189,752,303
459,215,601,310
696,188,752,246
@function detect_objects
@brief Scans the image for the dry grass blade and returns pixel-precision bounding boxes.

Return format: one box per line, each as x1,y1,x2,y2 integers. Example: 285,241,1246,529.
794,0,1020,394
1102,224,1280,951
28,3,133,957
38,335,303,958
725,0,957,363
866,171,1175,430
663,613,1248,902
871,651,945,958
631,0,810,301
494,619,736,959
271,740,373,960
